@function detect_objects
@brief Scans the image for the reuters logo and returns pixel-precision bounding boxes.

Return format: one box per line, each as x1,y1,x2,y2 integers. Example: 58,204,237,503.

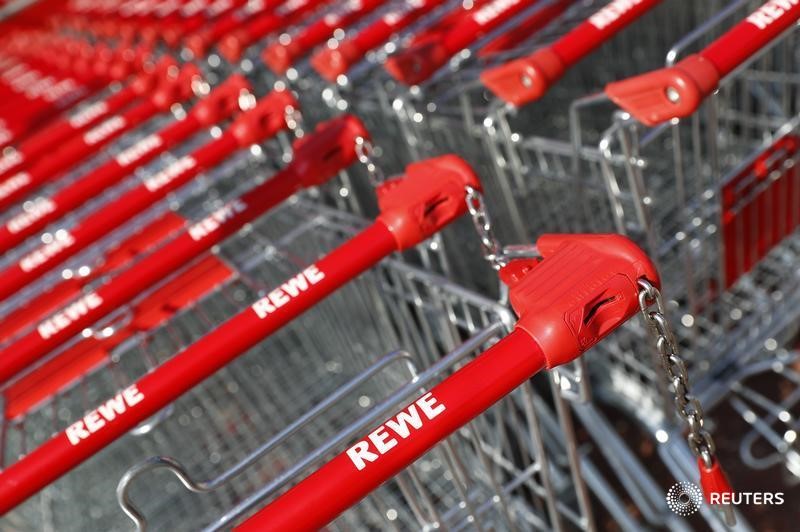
666,481,704,516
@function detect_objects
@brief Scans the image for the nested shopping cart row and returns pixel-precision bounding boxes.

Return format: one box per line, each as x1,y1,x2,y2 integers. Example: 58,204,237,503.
0,0,798,530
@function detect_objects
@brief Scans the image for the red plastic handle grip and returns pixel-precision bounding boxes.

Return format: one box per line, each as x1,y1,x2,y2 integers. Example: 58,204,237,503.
217,0,314,61
605,0,800,125
311,0,444,81
385,0,536,85
262,0,386,74
478,0,575,57
481,0,661,106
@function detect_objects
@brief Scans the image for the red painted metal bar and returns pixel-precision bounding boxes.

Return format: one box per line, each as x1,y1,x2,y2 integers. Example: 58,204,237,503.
311,0,445,82
606,0,800,125
235,233,662,530
0,211,186,344
0,74,252,254
0,88,296,303
218,0,330,62
0,62,199,212
384,0,538,85
481,0,661,106
261,0,386,74
0,114,366,384
0,153,481,515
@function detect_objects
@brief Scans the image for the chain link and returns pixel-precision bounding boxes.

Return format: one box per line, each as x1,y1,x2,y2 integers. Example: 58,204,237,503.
465,186,507,270
355,137,384,186
637,279,716,468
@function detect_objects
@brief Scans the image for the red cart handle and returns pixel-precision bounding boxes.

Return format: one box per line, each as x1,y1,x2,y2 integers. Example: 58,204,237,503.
0,152,479,516
0,88,297,305
0,74,252,255
385,0,537,85
262,0,386,75
234,233,658,531
217,0,322,62
311,0,444,82
0,112,356,384
481,0,662,105
477,0,575,58
605,0,800,125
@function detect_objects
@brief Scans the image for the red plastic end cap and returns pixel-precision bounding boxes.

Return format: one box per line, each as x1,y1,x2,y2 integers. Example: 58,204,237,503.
377,155,481,251
185,31,212,58
151,63,203,110
262,41,301,75
230,89,299,146
698,457,734,504
218,29,249,62
286,114,370,187
605,54,721,126
503,234,660,369
480,47,565,107
311,41,362,83
133,56,178,95
385,38,450,86
189,74,253,126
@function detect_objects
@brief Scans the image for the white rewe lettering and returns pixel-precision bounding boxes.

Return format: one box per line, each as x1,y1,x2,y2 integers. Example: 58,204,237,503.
115,134,163,166
37,292,103,339
7,198,56,233
69,101,109,128
473,0,521,26
347,392,446,471
746,0,799,29
589,0,643,30
187,199,247,241
143,156,197,192
0,172,31,200
251,265,325,318
0,150,22,174
20,231,76,272
83,116,126,146
65,384,145,445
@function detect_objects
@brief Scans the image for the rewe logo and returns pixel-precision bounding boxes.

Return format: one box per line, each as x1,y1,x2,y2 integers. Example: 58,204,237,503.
143,155,197,192
115,134,163,167
0,150,22,174
251,265,326,318
37,292,103,340
6,197,56,233
19,231,76,272
473,0,521,26
187,199,247,241
0,172,31,200
69,101,109,128
65,384,145,445
347,392,446,471
83,116,126,146
747,0,799,29
589,0,643,30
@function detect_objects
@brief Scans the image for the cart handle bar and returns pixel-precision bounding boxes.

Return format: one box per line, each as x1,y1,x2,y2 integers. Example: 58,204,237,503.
605,0,800,125
235,233,660,530
481,0,663,106
0,154,481,515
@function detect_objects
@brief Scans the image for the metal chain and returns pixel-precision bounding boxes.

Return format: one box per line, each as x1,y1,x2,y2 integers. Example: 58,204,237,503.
355,137,384,186
465,186,507,270
637,279,716,468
